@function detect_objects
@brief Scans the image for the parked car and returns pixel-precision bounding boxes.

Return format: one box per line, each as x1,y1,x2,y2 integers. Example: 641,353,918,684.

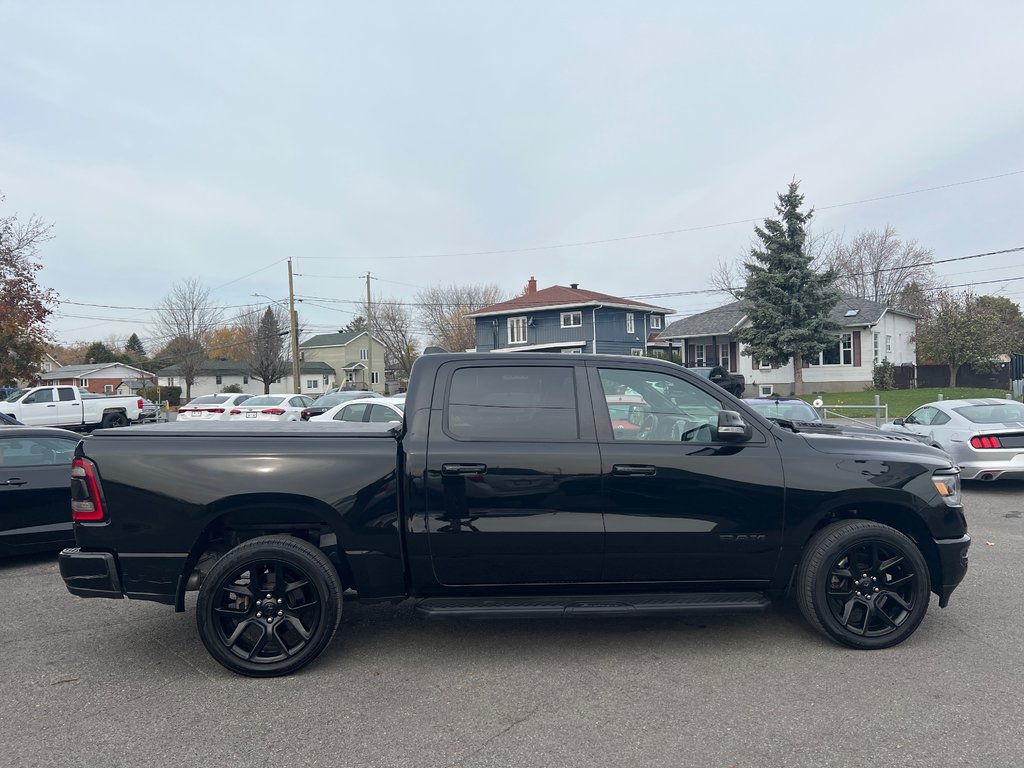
178,393,255,421
310,397,404,424
61,353,968,677
138,399,160,423
2,385,143,430
1,427,80,556
686,365,746,397
300,390,382,421
0,413,24,426
882,398,1024,481
228,394,314,423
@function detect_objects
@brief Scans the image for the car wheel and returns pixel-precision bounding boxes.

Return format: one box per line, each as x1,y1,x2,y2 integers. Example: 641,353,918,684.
196,535,343,677
797,520,930,649
101,412,129,429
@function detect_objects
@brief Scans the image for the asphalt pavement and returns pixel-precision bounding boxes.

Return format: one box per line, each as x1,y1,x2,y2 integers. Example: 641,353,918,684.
2,483,1022,768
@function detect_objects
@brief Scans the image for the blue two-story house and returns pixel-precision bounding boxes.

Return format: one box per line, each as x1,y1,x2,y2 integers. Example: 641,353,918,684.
467,277,674,355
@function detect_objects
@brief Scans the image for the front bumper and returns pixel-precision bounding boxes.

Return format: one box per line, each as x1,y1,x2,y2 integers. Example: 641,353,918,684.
59,548,124,600
934,534,971,607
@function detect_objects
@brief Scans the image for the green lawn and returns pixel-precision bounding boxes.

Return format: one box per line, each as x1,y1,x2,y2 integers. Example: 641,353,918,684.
795,387,1018,418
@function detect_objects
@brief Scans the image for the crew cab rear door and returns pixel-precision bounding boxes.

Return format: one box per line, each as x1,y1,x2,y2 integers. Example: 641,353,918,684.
589,363,785,584
424,361,603,585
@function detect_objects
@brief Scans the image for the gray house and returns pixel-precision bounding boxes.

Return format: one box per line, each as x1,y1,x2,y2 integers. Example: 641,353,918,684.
467,278,673,355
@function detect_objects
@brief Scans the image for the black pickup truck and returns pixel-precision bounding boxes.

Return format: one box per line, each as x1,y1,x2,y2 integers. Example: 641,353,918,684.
60,353,970,677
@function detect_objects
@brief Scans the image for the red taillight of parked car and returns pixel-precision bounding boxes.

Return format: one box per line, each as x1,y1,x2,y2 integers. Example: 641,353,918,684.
71,457,105,522
137,398,144,410
970,435,1003,449
300,409,312,420
206,408,225,414
262,408,286,415
178,407,192,414
230,409,242,415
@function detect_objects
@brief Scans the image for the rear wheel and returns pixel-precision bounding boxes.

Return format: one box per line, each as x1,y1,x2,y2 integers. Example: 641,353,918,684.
196,535,343,677
101,412,129,428
797,520,930,649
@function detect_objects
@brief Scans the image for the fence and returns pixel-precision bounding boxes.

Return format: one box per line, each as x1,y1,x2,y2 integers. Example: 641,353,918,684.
817,400,888,428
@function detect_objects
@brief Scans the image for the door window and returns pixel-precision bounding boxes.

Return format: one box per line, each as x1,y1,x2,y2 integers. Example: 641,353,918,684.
58,388,76,401
907,407,940,426
598,368,722,442
368,404,401,423
24,389,55,404
334,403,369,422
0,436,78,467
446,366,578,440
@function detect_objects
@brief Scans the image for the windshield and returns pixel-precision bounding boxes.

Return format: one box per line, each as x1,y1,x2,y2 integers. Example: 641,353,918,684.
4,390,25,403
242,395,286,407
746,400,821,422
953,404,1024,424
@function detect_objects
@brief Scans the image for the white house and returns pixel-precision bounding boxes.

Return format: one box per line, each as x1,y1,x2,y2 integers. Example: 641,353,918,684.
154,360,337,400
658,297,918,395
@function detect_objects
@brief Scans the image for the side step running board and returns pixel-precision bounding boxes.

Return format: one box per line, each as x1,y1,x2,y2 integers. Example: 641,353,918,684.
415,592,770,620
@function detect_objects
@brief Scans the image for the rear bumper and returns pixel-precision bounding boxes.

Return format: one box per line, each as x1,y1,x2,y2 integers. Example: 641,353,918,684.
934,534,971,607
59,548,124,599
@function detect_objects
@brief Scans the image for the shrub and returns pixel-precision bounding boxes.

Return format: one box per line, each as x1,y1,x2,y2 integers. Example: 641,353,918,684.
221,383,243,393
872,360,895,391
140,385,181,406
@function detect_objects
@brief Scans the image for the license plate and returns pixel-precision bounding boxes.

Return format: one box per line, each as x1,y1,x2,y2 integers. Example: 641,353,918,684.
190,411,202,416
245,412,257,418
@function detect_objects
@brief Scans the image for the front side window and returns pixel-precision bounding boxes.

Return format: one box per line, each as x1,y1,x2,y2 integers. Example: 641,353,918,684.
599,368,722,442
561,311,582,328
508,317,528,344
0,436,77,467
625,313,635,334
26,388,55,404
446,366,578,440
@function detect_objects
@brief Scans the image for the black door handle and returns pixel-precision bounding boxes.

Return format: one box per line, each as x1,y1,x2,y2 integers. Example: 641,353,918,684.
2,478,27,486
441,463,487,476
612,464,657,477
47,404,56,407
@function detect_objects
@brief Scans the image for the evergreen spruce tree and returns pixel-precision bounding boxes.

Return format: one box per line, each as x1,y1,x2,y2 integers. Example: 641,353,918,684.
125,332,146,360
736,181,840,395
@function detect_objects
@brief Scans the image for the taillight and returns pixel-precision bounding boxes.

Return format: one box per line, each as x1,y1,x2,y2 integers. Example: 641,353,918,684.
970,435,1003,449
300,409,311,420
71,457,105,522
207,408,225,414
262,408,286,415
178,407,192,413
230,409,242,415
138,398,144,409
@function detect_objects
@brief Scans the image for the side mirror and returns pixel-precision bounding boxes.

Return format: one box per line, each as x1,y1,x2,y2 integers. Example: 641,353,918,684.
715,410,752,442
892,418,905,426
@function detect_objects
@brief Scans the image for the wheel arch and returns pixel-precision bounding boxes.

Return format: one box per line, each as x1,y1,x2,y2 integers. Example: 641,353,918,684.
174,493,356,611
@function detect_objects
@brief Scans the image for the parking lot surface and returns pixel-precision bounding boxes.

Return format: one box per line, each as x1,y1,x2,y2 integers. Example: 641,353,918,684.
3,483,1022,768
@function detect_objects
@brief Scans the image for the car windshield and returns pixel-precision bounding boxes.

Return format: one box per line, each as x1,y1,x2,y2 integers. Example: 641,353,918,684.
243,396,286,407
746,400,821,422
5,390,25,402
953,404,1024,424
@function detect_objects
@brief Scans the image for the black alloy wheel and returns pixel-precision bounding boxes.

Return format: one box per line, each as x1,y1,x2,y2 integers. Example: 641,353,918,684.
101,412,129,428
196,535,343,677
797,520,930,649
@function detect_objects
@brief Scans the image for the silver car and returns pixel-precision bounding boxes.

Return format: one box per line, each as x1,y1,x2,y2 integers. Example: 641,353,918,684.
883,398,1024,481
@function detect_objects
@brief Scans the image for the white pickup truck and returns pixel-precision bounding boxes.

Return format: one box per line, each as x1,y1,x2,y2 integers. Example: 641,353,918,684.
2,385,143,430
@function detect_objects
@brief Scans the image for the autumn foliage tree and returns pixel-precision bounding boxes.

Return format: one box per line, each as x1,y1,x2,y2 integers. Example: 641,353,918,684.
0,194,58,385
914,291,1005,386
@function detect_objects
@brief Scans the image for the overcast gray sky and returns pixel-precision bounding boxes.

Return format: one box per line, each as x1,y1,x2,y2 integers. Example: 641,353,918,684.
3,1,1023,350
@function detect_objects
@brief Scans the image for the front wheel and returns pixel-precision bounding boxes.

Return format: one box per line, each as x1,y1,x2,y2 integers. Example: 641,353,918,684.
196,535,343,677
797,520,930,649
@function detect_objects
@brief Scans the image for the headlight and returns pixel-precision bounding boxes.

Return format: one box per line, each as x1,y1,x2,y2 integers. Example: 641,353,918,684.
933,470,961,507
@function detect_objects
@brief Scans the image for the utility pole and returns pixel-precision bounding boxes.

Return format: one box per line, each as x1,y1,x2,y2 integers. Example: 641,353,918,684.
365,272,374,393
288,258,301,394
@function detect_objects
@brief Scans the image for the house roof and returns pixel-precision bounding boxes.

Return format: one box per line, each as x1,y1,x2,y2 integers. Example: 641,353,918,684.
40,362,155,380
465,285,673,318
155,360,336,376
658,297,916,340
300,331,366,348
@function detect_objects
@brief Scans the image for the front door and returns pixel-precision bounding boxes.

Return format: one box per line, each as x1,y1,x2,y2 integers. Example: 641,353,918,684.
592,365,785,584
424,362,604,585
0,433,79,554
17,388,59,426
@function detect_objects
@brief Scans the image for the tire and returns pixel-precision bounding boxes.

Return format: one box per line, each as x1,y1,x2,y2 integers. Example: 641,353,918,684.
796,520,930,649
101,412,129,429
196,535,343,677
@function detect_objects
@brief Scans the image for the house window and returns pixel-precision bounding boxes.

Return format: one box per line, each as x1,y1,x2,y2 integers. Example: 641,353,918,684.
758,360,772,370
243,375,248,384
561,348,581,354
630,348,643,356
650,315,662,330
371,371,380,384
306,379,318,390
360,348,368,360
215,375,223,385
625,313,635,334
719,344,730,371
759,384,774,396
811,333,854,366
886,335,893,354
508,316,528,344
80,379,89,387
873,333,880,362
694,344,706,366
104,384,113,393
560,311,582,328
323,374,329,384
167,378,175,386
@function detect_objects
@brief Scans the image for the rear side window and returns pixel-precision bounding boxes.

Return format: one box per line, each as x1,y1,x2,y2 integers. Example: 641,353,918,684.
58,388,77,402
334,403,368,422
446,366,578,440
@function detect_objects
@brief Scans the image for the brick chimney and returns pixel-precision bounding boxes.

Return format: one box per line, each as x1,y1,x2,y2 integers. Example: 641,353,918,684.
527,276,537,294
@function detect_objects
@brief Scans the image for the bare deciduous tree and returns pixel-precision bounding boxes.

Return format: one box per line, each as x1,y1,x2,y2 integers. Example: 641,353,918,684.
371,297,420,380
154,279,222,400
235,304,289,394
820,225,937,308
710,229,841,300
415,283,506,353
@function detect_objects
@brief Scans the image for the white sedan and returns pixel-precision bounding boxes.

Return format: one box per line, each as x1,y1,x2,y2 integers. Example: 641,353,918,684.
310,397,404,425
177,393,256,421
228,394,315,423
